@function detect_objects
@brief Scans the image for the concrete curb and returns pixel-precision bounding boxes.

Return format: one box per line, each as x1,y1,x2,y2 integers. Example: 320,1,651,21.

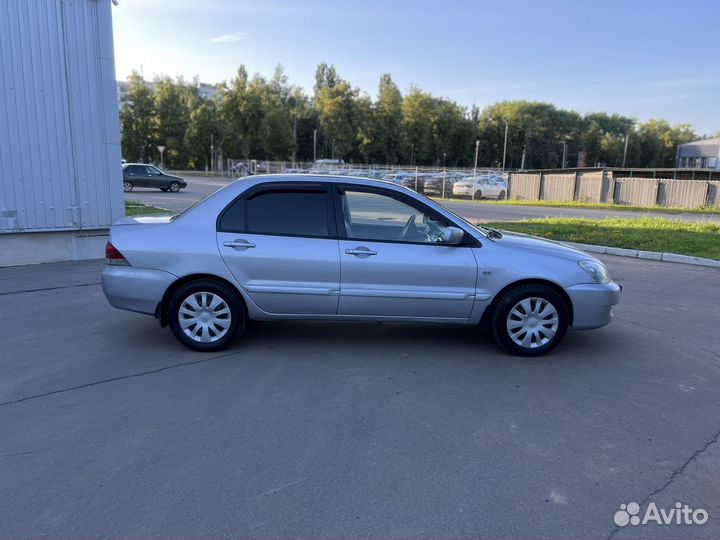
564,242,720,268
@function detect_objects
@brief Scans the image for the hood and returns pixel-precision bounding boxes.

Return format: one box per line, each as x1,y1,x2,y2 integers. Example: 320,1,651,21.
493,229,597,261
113,215,175,226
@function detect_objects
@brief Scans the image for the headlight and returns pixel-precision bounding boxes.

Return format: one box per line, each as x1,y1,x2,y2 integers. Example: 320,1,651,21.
579,260,610,283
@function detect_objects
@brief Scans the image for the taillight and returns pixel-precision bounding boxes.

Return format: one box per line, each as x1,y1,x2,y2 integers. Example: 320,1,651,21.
105,242,130,266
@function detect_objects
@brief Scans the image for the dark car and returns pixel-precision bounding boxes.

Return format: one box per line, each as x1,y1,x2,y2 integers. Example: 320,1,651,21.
423,174,462,198
122,164,187,192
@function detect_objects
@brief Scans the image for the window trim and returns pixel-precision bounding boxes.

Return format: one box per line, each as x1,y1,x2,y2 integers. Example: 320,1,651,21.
331,184,480,248
216,182,337,239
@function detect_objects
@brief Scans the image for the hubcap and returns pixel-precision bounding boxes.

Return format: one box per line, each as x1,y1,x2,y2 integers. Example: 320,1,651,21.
123,182,131,191
178,292,231,343
506,297,559,349
170,183,179,192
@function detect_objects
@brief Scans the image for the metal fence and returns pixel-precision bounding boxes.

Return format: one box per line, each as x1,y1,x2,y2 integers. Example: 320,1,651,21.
506,171,717,208
173,162,720,209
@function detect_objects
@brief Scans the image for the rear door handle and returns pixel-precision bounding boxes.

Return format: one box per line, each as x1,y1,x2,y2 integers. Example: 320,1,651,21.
345,246,377,257
223,239,256,250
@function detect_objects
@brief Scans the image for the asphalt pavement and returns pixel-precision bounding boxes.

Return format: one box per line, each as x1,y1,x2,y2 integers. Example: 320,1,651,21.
125,176,720,223
1,255,719,539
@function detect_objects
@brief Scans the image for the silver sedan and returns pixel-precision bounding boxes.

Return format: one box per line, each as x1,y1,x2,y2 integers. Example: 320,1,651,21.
102,175,621,356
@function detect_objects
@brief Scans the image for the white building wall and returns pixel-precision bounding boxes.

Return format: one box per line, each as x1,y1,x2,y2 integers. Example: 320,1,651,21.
0,0,123,237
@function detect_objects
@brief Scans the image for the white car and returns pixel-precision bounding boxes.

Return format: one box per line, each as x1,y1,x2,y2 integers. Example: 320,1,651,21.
453,176,507,200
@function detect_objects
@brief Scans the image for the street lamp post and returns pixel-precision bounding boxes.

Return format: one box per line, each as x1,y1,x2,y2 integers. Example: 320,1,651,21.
502,120,508,171
622,133,629,167
474,139,480,178
561,140,567,169
442,152,447,198
313,129,317,165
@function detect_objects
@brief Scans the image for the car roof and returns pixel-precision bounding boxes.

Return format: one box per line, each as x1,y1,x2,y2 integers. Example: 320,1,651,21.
244,173,413,190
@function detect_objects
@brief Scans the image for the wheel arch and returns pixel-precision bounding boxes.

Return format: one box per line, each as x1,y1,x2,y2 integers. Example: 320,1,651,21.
155,273,248,327
480,278,574,330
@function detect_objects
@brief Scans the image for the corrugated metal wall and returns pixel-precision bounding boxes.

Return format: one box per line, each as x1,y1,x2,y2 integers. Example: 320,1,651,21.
708,182,720,207
613,178,659,207
0,0,123,233
540,173,575,201
575,171,604,203
658,179,708,208
508,173,541,200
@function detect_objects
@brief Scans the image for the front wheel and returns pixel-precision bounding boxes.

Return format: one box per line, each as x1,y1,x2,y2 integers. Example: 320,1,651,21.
168,280,246,352
123,181,133,192
169,181,181,192
491,284,569,356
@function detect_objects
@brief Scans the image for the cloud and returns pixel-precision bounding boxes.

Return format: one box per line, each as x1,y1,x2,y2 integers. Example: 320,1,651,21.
208,32,247,44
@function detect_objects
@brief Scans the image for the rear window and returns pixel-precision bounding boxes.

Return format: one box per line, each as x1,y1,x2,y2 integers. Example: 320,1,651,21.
219,189,330,238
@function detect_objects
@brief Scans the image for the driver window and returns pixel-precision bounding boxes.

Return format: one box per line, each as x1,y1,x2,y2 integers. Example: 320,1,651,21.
341,190,448,243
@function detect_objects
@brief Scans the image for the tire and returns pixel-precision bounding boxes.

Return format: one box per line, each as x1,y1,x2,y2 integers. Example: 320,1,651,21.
123,181,133,192
169,181,181,192
475,190,482,200
168,279,246,352
498,190,506,200
491,284,569,356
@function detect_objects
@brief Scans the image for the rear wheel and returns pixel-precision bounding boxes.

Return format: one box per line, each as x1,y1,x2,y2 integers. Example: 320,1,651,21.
169,181,181,192
123,181,133,192
498,190,506,200
491,284,569,356
168,280,246,352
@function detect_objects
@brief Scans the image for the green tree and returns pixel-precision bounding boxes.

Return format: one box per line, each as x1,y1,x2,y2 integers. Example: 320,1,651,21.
154,76,196,168
184,102,219,169
631,119,696,167
314,64,359,160
375,74,403,164
120,72,156,162
401,87,435,165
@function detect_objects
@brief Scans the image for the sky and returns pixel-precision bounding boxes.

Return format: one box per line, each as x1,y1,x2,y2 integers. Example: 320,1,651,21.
112,0,720,135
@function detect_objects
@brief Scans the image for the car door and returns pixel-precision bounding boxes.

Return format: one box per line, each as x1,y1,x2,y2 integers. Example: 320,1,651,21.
335,186,478,320
484,180,501,198
217,183,340,315
144,165,165,188
124,165,145,186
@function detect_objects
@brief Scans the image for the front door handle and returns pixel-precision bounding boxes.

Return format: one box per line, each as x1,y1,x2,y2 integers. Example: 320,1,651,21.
223,239,256,250
345,246,377,257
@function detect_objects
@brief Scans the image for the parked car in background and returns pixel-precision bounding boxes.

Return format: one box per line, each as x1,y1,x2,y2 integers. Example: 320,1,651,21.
399,173,429,193
423,173,464,197
453,175,507,199
102,174,621,357
122,164,187,193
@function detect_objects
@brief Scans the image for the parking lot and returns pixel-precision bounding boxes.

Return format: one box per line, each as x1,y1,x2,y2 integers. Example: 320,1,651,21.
126,176,720,223
1,254,719,539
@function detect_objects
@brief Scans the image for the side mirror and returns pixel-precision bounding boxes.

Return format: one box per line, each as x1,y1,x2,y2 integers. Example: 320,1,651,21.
442,226,464,245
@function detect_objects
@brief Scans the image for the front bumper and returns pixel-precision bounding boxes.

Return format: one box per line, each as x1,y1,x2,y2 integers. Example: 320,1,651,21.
566,281,622,330
102,266,177,316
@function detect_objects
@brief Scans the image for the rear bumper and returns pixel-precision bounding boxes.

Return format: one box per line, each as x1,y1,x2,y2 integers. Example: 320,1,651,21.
566,281,622,330
453,185,473,195
102,266,177,316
